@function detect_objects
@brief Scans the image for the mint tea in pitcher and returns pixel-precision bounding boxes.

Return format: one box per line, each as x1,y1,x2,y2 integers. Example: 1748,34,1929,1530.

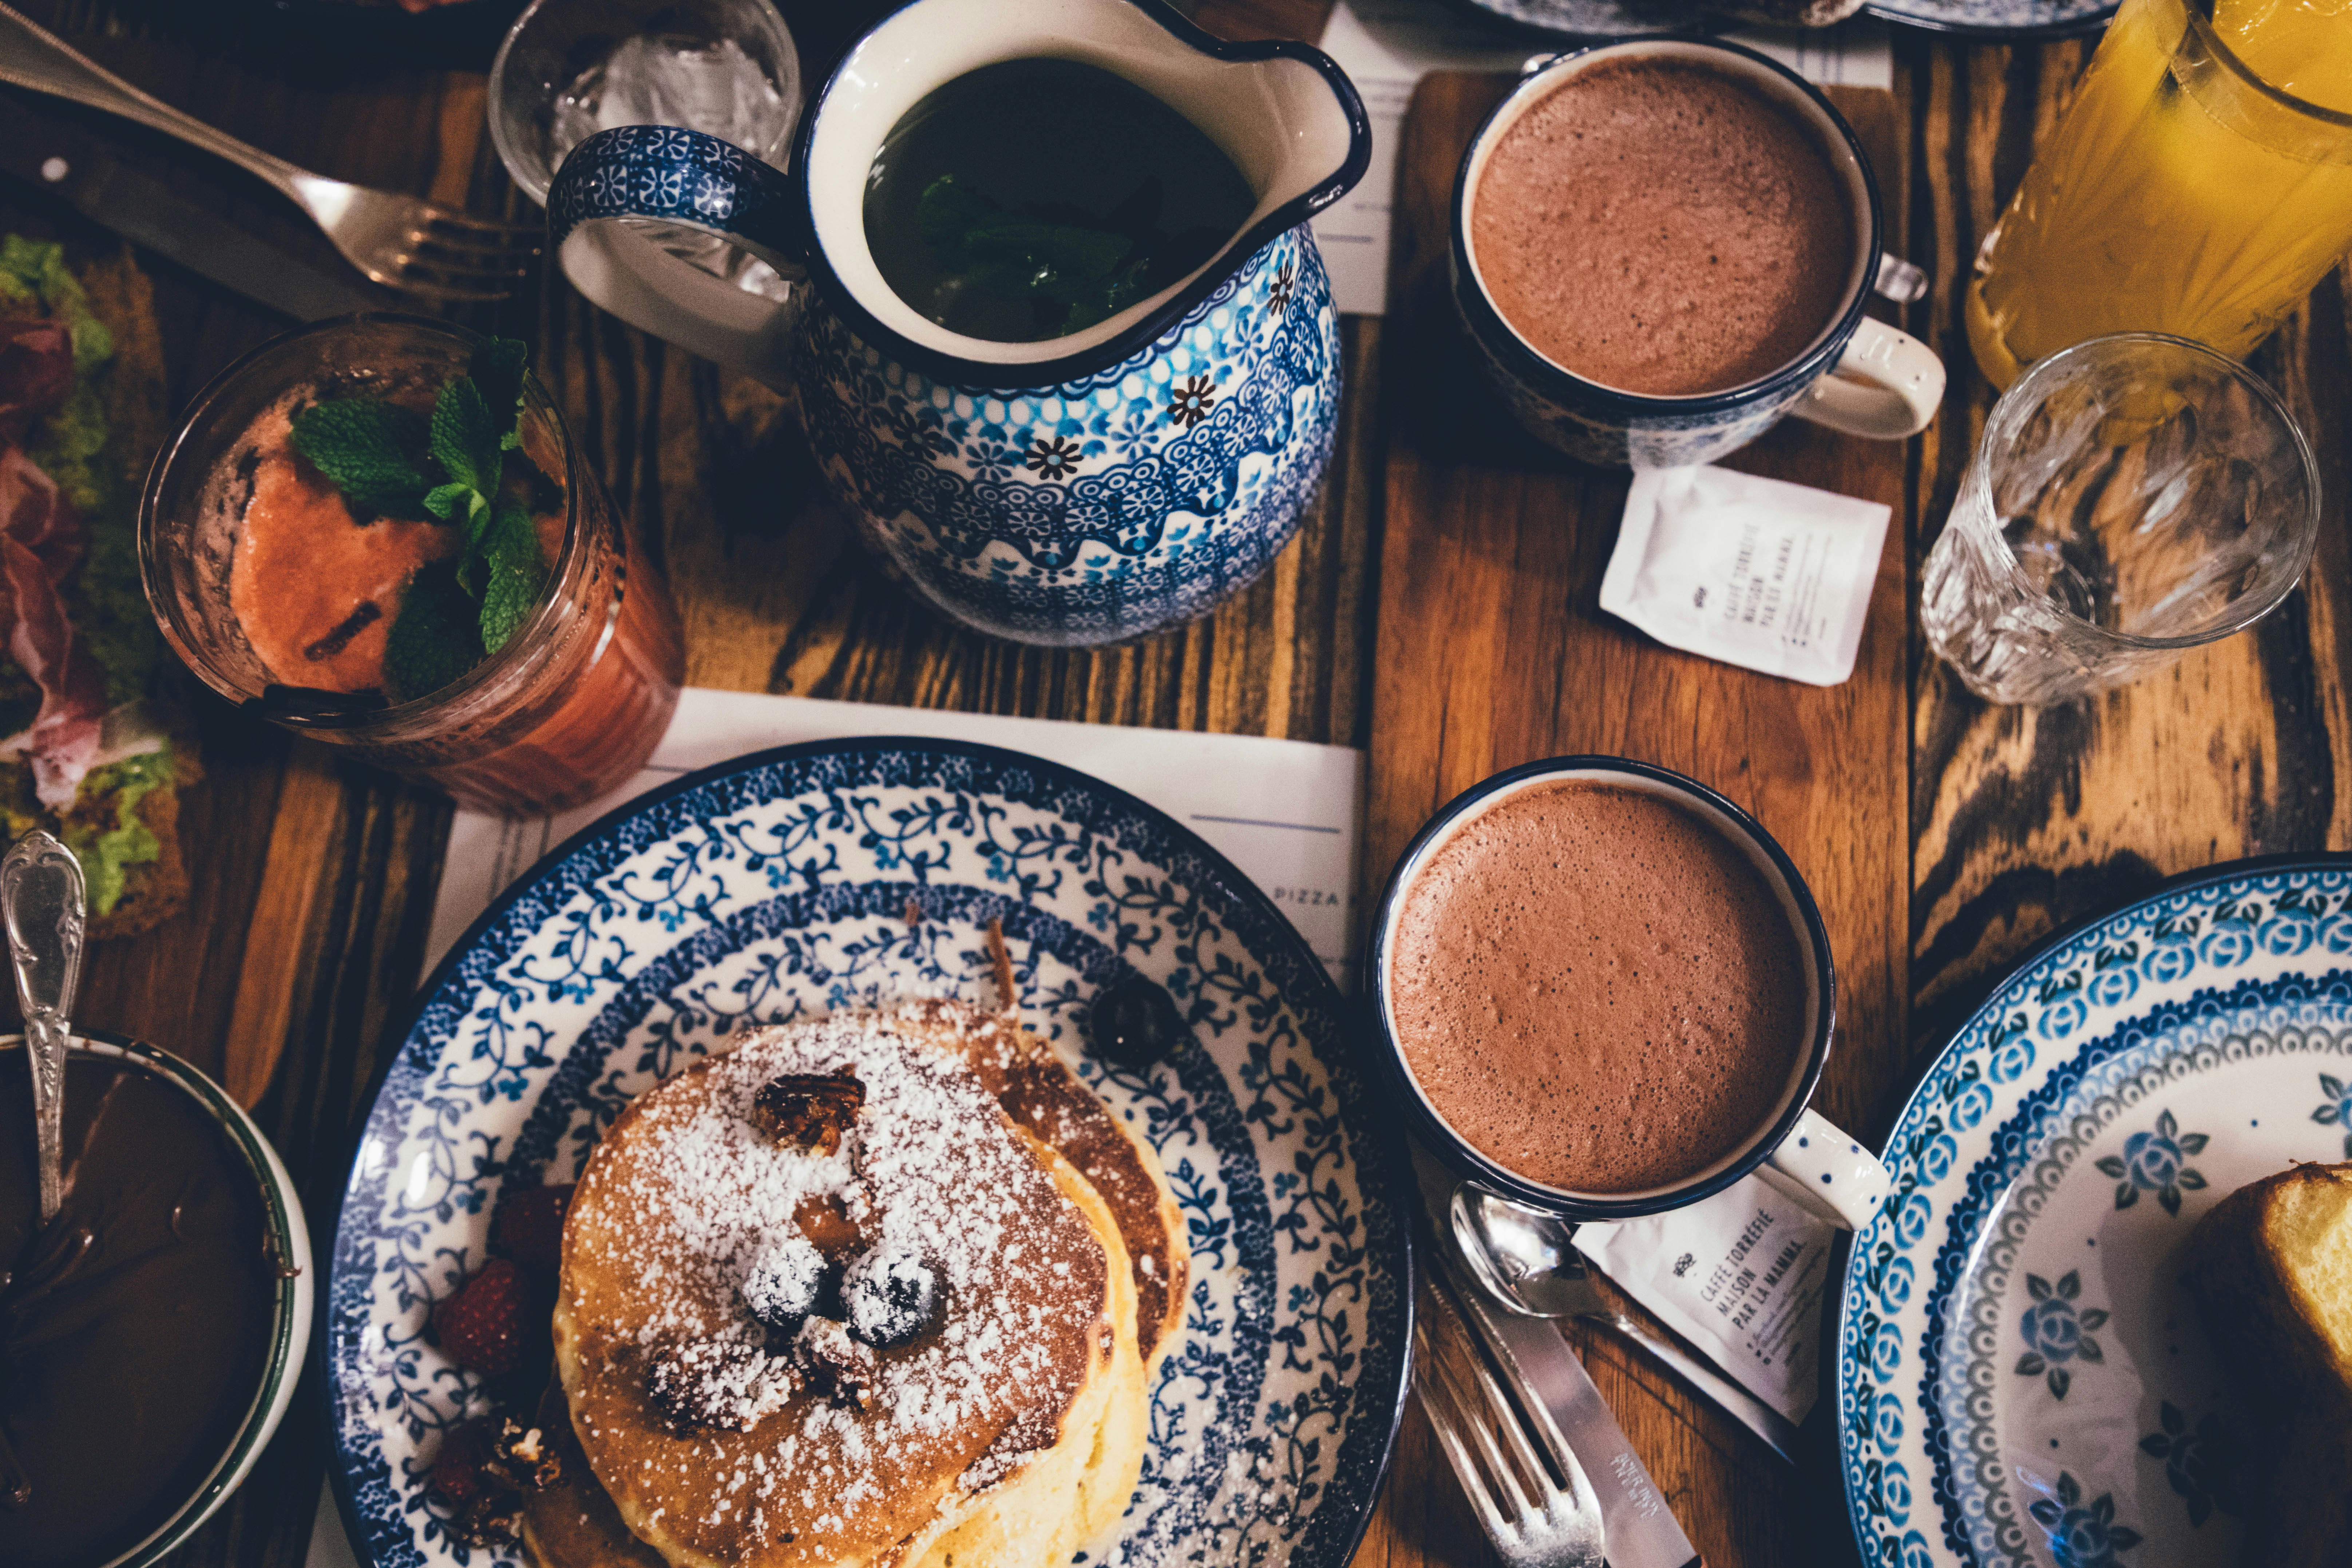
862,56,1257,342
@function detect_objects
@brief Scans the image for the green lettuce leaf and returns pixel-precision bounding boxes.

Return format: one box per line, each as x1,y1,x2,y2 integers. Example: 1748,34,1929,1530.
61,747,174,917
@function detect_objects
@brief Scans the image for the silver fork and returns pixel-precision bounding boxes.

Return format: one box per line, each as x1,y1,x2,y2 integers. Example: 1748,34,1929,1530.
0,3,540,303
1415,1268,1607,1568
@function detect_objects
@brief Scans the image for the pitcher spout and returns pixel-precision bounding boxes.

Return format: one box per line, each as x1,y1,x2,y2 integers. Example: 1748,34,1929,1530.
791,0,1367,382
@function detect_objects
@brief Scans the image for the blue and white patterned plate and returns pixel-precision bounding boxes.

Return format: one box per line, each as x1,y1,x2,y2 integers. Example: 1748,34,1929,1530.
1856,0,2112,40
1838,855,2352,1568
323,738,1411,1568
1457,0,2113,41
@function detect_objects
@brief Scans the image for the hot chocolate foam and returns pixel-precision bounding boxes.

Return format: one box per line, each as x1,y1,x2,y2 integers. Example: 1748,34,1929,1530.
1386,779,1807,1194
1469,58,1855,398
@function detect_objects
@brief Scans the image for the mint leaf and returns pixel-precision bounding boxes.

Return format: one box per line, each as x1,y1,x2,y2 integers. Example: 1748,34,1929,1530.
384,559,484,702
918,174,1133,305
478,495,550,653
470,337,529,440
291,400,433,516
423,481,477,522
429,376,502,500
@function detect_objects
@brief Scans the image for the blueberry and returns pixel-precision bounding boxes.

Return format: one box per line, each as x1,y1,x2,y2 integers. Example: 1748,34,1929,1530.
1086,973,1186,1070
741,1232,827,1335
843,1248,939,1348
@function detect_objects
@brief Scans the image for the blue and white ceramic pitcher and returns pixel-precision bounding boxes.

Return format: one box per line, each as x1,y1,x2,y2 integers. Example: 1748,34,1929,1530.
546,0,1368,646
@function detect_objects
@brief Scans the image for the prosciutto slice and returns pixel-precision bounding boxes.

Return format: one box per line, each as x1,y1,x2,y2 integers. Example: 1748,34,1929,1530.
0,317,72,448
0,440,105,809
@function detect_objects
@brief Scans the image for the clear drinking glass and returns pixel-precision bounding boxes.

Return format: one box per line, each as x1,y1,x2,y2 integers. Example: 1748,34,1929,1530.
490,0,801,298
140,314,685,816
1921,333,2319,705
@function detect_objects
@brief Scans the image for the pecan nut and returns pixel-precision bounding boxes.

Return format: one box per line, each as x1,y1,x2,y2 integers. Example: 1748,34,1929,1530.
749,1069,865,1155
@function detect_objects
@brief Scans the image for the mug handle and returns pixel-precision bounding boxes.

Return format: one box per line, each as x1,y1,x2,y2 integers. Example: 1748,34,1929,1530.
545,125,810,385
1789,317,1945,441
1755,1107,1894,1232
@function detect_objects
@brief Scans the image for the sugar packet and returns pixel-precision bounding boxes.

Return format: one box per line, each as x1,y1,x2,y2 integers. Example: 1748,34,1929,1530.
1572,1167,1841,1426
1598,464,1892,687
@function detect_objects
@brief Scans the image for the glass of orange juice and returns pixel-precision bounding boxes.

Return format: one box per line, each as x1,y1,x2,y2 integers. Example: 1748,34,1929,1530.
1968,0,2352,389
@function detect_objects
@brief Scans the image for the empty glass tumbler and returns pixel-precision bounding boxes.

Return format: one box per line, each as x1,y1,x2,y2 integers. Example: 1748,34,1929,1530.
1922,333,2318,705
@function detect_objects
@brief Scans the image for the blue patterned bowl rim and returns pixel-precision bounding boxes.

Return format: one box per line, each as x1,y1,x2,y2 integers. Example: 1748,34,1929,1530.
1832,847,2352,1567
317,732,1417,1568
1456,0,2115,40
781,0,1372,390
1857,0,2116,40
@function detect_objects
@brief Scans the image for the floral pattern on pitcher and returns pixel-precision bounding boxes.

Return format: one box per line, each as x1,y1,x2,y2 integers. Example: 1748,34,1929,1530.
792,227,1341,645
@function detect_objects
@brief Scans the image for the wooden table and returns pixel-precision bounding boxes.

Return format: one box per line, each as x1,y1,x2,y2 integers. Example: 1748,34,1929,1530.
3,2,2345,1566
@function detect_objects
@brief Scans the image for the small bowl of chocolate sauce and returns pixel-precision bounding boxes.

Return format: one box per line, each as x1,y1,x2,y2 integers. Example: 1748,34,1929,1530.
0,1030,313,1568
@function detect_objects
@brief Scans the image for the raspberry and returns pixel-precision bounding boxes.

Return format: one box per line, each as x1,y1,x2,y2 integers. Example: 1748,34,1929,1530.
427,1420,495,1510
491,1183,574,1274
435,1259,531,1378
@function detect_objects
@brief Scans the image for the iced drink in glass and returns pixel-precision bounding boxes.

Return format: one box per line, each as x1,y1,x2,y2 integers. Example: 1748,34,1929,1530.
140,314,682,815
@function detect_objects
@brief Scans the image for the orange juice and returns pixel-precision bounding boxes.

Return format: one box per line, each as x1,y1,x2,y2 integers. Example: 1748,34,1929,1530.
1967,0,2352,387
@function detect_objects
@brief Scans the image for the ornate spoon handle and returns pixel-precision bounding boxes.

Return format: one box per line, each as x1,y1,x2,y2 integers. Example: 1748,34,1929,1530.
3,830,85,1227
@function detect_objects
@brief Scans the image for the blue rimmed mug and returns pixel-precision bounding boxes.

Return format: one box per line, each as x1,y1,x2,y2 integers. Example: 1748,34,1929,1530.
1452,39,1945,470
544,0,1369,646
1368,756,1895,1244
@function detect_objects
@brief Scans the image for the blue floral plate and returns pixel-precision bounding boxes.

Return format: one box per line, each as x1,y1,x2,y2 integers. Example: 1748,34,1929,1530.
322,738,1411,1568
1838,854,2352,1568
1457,0,2113,41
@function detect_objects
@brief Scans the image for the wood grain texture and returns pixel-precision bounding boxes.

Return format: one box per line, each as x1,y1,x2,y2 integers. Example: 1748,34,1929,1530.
4,2,2348,1566
1901,38,2352,1056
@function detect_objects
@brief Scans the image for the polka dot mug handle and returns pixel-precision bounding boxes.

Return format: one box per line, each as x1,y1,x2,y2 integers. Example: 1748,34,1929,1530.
1759,1108,1893,1232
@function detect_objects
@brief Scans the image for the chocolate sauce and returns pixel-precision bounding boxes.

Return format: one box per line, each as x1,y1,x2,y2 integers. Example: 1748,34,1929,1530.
0,1053,276,1568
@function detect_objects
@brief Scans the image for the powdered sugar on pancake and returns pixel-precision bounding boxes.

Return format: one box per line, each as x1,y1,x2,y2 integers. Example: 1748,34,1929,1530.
561,1005,1113,1550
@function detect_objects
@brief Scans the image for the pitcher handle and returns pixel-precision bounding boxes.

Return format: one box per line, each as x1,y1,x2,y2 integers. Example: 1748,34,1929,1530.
546,126,810,385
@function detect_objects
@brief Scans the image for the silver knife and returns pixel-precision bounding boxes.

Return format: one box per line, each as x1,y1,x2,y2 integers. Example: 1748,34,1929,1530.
1415,1145,1704,1568
0,90,383,320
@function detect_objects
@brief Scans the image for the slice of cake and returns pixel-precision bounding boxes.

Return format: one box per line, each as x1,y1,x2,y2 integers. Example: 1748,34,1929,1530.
2182,1161,2352,1567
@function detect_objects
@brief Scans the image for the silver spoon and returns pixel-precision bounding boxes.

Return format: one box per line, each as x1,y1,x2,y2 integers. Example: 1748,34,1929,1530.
3,830,84,1227
1450,1184,1802,1461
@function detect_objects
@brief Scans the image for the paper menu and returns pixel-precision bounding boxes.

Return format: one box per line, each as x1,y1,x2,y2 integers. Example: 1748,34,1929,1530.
1308,0,1532,316
421,687,1367,988
1308,0,1898,317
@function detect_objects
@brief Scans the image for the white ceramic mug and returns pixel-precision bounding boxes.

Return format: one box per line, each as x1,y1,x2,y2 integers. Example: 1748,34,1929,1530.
1368,755,1894,1232
1450,39,1946,469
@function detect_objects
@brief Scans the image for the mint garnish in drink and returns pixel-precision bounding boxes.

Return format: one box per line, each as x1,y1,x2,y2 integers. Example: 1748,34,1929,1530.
288,337,551,702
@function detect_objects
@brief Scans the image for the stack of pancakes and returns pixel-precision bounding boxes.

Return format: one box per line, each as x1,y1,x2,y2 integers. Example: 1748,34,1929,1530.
528,1000,1190,1568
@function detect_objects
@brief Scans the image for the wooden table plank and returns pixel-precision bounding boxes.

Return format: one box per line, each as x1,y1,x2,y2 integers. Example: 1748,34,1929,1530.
1900,36,2352,1051
5,4,2348,1568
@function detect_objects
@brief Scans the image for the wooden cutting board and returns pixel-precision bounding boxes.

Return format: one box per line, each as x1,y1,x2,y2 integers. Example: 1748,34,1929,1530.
1363,72,1915,1568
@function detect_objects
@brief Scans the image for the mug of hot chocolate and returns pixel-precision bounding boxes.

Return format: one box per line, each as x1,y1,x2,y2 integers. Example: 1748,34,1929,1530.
1368,756,1891,1239
1450,40,1944,469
